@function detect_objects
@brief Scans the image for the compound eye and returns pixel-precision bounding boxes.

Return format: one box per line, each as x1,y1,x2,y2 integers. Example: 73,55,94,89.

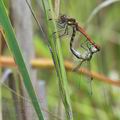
91,46,98,53
68,21,71,24
61,15,66,22
63,15,66,18
61,15,66,19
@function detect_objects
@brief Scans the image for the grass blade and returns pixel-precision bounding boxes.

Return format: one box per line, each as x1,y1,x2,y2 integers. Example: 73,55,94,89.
0,1,44,119
0,74,1,120
87,0,120,25
40,0,73,119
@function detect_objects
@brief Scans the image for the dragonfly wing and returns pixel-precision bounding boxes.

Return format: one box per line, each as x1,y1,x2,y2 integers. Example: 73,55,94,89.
86,61,93,95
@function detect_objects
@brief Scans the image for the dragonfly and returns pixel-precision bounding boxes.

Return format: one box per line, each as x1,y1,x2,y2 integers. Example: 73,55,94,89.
25,0,100,94
56,15,100,95
56,15,100,70
25,0,100,67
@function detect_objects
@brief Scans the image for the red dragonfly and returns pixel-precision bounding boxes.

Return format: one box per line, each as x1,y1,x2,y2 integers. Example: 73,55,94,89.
56,15,100,95
57,15,100,70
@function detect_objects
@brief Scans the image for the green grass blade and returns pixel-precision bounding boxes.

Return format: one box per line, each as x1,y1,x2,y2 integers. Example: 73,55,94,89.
41,0,73,119
0,38,1,120
87,0,120,25
0,76,1,120
0,1,44,119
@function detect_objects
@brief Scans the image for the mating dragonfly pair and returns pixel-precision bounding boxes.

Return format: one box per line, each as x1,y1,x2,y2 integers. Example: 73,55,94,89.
55,15,100,71
26,0,100,93
25,0,100,70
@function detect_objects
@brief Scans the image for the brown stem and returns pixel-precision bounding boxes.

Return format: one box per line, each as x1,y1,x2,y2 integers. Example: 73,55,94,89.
0,56,120,87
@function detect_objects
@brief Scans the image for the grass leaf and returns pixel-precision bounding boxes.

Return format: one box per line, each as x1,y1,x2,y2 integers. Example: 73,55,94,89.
40,0,73,119
0,1,44,119
87,0,120,25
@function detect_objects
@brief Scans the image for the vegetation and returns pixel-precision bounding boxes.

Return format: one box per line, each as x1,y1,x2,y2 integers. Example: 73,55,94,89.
1,0,120,120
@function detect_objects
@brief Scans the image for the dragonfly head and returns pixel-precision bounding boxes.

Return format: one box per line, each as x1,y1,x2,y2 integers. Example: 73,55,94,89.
58,15,68,24
90,44,100,53
94,45,100,52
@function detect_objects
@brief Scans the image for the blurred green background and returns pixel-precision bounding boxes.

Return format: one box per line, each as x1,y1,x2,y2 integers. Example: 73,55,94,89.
1,0,120,120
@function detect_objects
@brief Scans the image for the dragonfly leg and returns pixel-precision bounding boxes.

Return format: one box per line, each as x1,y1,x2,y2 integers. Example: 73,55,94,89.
52,26,68,42
59,24,69,37
57,22,66,29
52,25,68,50
52,23,68,39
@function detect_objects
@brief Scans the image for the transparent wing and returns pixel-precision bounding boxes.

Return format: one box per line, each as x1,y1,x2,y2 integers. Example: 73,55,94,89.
86,60,93,95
